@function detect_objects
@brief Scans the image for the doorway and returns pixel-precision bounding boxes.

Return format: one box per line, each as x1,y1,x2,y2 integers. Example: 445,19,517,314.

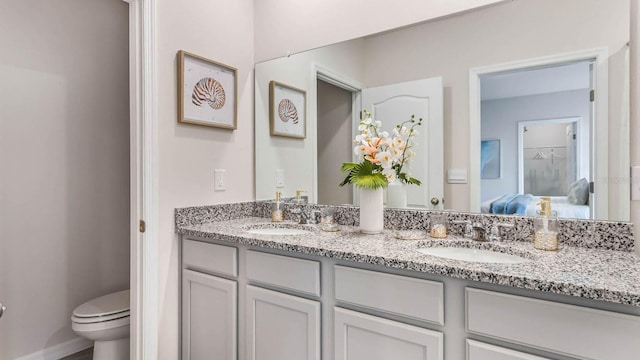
470,52,607,218
316,79,353,205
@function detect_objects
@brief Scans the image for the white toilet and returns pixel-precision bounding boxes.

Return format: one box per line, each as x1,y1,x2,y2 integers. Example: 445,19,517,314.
71,289,130,360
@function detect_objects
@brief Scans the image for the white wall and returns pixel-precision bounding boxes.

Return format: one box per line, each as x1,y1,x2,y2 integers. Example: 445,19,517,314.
0,0,130,358
481,89,590,201
253,0,507,62
362,0,629,215
632,0,640,254
156,0,255,358
255,40,366,201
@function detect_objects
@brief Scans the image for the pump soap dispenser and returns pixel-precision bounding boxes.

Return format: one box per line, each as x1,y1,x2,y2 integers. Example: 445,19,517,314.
533,196,558,251
271,191,284,222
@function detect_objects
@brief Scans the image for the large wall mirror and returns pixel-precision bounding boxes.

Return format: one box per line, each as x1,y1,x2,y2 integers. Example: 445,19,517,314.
255,0,631,221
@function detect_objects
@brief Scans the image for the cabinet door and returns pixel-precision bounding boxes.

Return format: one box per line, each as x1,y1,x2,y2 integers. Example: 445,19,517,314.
247,285,320,360
467,340,550,360
182,269,237,360
334,307,443,360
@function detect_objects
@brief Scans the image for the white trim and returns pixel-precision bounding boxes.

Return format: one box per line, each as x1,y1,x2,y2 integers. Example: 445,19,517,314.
312,64,363,204
469,48,609,218
126,0,158,359
15,337,92,360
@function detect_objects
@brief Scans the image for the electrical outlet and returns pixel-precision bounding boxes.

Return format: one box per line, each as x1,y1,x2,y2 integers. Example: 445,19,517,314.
214,169,226,191
276,170,285,188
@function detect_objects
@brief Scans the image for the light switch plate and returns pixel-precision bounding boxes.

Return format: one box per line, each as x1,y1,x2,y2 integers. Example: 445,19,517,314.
447,168,467,184
214,169,225,191
276,170,285,188
632,166,640,201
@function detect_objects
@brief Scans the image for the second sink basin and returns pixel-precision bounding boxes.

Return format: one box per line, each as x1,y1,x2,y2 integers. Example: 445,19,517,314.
416,246,531,264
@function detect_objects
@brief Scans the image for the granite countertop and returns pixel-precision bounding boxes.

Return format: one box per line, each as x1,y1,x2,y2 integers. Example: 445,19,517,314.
177,216,640,307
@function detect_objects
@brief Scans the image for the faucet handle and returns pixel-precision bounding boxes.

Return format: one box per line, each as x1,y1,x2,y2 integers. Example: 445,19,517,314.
488,222,515,242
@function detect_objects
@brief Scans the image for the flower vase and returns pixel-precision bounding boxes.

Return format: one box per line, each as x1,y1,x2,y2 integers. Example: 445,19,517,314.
386,182,407,208
359,188,384,234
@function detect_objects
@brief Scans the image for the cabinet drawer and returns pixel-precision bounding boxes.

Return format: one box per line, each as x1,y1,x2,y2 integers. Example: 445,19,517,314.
466,288,640,360
334,266,443,325
183,239,237,277
247,250,320,296
466,340,550,360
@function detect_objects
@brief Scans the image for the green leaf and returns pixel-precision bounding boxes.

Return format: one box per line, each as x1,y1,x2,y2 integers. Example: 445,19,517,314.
338,161,388,189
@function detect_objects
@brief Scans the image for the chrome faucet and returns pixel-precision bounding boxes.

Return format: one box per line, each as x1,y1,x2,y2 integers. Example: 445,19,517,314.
290,208,321,224
487,223,515,242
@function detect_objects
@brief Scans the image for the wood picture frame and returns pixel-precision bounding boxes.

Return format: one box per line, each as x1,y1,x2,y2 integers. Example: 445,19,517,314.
269,81,306,138
178,50,237,129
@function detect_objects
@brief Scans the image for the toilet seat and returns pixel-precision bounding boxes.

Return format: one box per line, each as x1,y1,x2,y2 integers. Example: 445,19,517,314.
72,310,130,324
72,290,130,324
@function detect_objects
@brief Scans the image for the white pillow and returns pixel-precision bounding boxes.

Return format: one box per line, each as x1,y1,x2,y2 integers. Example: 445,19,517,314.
567,178,589,205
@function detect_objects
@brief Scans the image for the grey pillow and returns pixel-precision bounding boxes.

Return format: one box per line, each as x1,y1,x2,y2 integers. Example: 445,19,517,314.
567,178,589,205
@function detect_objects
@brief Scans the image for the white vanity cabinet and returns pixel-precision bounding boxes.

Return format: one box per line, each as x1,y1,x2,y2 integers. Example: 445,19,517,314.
466,340,551,360
245,250,321,360
182,240,238,360
180,236,640,360
466,288,640,360
334,307,443,360
246,286,321,360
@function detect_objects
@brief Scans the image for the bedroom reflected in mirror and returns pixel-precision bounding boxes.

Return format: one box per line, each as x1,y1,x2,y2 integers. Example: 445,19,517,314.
480,61,593,219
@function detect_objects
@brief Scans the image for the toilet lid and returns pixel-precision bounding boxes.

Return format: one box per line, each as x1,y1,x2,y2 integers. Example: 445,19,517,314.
73,289,130,318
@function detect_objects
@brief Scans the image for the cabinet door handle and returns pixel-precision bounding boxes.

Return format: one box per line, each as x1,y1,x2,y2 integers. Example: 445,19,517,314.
0,303,5,319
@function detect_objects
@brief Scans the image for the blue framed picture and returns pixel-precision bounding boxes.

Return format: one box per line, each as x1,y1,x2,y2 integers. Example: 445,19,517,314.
481,140,501,179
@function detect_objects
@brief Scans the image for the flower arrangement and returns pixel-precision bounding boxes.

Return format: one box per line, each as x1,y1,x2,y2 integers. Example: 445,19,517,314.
339,110,422,189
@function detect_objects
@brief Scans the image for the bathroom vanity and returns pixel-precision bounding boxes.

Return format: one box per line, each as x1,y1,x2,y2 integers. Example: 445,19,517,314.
176,203,640,360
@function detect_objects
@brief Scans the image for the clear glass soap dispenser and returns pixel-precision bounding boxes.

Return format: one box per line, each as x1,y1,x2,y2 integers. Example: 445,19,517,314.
533,196,558,251
271,191,284,222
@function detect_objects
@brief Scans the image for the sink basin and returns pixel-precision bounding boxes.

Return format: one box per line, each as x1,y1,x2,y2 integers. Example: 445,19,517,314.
245,224,312,236
416,247,530,264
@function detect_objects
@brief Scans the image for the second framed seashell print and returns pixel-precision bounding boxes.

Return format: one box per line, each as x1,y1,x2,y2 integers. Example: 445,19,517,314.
269,81,306,138
178,50,237,129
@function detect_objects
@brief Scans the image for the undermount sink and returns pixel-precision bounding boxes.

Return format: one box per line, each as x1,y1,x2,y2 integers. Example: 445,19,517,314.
245,224,312,236
416,246,531,264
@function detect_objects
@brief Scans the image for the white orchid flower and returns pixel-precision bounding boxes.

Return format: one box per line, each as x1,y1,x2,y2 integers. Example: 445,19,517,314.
382,168,396,182
375,151,393,169
362,116,372,125
374,120,382,128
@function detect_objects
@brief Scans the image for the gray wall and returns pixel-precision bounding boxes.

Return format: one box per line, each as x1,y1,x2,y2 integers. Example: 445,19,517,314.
481,89,590,201
0,0,130,358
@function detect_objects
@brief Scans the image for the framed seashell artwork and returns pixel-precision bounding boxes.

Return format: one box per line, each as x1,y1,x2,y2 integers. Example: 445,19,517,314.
178,50,237,129
269,81,306,138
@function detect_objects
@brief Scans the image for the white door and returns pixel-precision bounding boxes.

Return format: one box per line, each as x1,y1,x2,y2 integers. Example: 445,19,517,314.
334,307,443,360
362,77,444,209
247,286,320,360
182,270,237,360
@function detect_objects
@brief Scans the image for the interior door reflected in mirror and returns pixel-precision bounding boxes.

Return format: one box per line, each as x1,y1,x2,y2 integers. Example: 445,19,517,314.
254,0,630,221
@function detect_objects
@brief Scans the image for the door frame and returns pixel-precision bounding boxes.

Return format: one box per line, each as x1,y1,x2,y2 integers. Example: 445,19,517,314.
469,48,609,218
125,0,159,359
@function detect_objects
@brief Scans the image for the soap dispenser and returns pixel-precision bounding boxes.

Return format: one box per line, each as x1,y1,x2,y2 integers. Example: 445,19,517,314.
271,191,284,222
292,190,307,205
533,196,558,251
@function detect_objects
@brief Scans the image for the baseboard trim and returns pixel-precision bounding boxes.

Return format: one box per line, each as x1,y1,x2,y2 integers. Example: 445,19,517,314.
15,337,93,360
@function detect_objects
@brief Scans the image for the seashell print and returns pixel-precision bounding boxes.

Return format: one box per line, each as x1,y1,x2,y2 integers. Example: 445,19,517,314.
278,99,299,124
192,77,226,110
